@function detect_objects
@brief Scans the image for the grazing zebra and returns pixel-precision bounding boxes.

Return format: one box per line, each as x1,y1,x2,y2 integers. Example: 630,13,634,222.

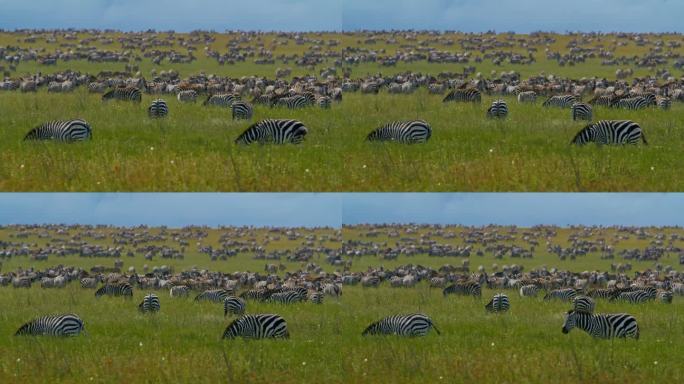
15,314,85,337
611,96,655,110
519,284,539,297
269,290,306,304
571,120,647,145
316,96,332,109
235,119,308,145
517,91,537,103
203,93,238,107
95,283,133,298
573,296,596,314
544,288,577,301
610,288,657,304
366,120,432,144
658,290,673,304
362,314,440,337
102,87,142,102
443,88,481,103
571,102,592,121
485,293,510,312
24,119,92,142
252,94,275,106
169,285,190,297
231,101,254,120
542,95,576,108
276,94,314,109
587,288,615,300
589,95,615,107
323,283,342,297
240,289,271,301
562,310,639,339
195,289,231,303
222,314,289,339
138,293,160,313
148,99,169,118
80,277,99,289
223,296,247,316
443,282,482,297
486,99,508,119
308,291,323,304
656,96,671,110
176,90,198,103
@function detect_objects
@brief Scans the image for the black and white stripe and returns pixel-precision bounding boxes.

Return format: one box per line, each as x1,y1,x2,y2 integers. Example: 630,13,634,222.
177,90,198,103
519,284,539,297
486,99,508,119
543,288,577,301
275,94,315,109
195,289,231,303
95,283,133,298
573,296,596,314
610,287,657,304
658,290,673,304
308,291,324,304
362,313,440,337
443,282,482,297
80,277,99,289
611,96,656,110
571,120,647,145
138,293,160,313
269,290,307,304
239,289,271,301
24,119,92,142
15,314,85,337
222,314,289,339
169,285,190,297
235,119,308,145
231,101,254,120
102,87,142,102
316,96,332,109
571,102,593,121
517,91,537,103
543,95,576,108
223,296,247,316
366,120,432,144
656,96,671,110
562,310,639,339
148,99,169,118
443,89,481,103
485,293,510,312
203,94,238,107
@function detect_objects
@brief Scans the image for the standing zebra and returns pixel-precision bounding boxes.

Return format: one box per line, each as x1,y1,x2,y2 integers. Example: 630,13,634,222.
169,285,190,297
571,102,592,121
15,314,85,336
485,293,510,313
656,96,671,110
269,290,306,304
573,296,596,314
366,120,432,144
235,119,308,145
517,91,537,103
177,90,198,103
102,87,141,102
610,288,657,304
24,119,92,142
486,99,508,119
307,291,324,304
571,120,647,145
275,94,314,109
148,99,169,118
80,277,99,289
543,288,577,301
542,95,576,108
138,293,160,313
316,96,332,109
562,310,639,339
362,314,440,337
443,282,482,297
195,289,231,303
611,96,655,110
203,93,238,107
443,88,481,103
231,101,254,120
222,314,289,339
95,283,133,298
322,283,342,297
224,296,247,316
587,288,615,300
519,284,539,297
658,290,673,304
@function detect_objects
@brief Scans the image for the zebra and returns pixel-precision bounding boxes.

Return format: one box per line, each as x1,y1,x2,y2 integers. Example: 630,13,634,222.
102,87,141,102
231,101,254,120
562,310,639,339
195,289,231,303
587,288,616,300
573,296,596,314
24,119,92,142
366,120,432,144
571,120,647,145
611,96,655,110
658,290,673,304
80,277,99,289
656,96,671,110
543,288,577,301
542,95,576,108
138,293,160,313
588,95,615,107
222,314,289,339
269,290,306,304
517,91,537,103
95,283,133,298
316,96,332,109
177,90,198,103
203,93,238,107
275,95,314,109
443,282,481,297
486,99,508,119
485,293,510,312
169,285,190,297
443,88,481,103
223,296,247,316
610,288,657,304
571,102,592,121
362,314,440,337
308,291,324,304
519,284,539,297
240,289,271,301
148,99,168,118
322,283,342,297
235,119,308,145
15,314,85,337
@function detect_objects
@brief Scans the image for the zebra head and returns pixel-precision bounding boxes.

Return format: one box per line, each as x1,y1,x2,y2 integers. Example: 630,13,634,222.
222,318,242,339
290,125,308,144
571,123,595,145
361,321,380,336
14,322,31,336
562,310,579,334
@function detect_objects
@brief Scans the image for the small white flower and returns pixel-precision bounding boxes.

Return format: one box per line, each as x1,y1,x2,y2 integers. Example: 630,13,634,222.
150,146,155,151
16,358,21,363
489,148,494,153
305,169,310,173
96,181,101,185
170,160,175,165
654,361,658,365
89,377,94,381
139,342,143,347
20,164,24,169
439,377,443,380
161,357,165,361
302,361,306,366
650,166,655,171
491,342,495,347
364,358,368,363
362,164,367,169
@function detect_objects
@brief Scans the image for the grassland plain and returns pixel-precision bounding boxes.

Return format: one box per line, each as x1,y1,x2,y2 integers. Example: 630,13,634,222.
1,225,683,383
2,89,683,191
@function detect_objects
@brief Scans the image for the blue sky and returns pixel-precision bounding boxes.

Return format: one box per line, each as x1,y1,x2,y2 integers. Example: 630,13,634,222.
0,193,342,227
0,0,680,32
343,193,684,226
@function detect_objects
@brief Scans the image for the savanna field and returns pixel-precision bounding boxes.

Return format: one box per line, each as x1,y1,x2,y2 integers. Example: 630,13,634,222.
1,224,683,383
2,30,684,191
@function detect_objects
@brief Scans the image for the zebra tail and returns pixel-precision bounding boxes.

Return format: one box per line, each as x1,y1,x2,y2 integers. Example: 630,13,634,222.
431,323,441,335
641,133,648,145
